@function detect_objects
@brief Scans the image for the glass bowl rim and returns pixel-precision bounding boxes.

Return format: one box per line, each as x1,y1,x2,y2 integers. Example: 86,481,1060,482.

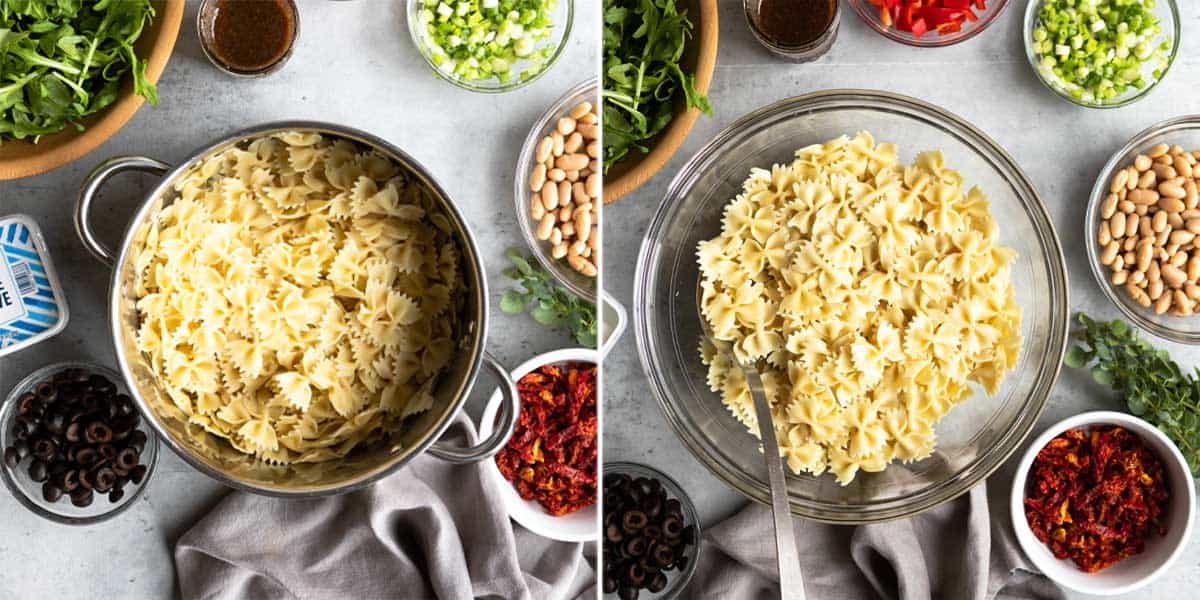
633,88,1070,524
845,0,1010,48
1084,114,1200,343
404,0,575,94
514,78,599,300
602,460,702,599
0,361,159,526
1021,0,1181,110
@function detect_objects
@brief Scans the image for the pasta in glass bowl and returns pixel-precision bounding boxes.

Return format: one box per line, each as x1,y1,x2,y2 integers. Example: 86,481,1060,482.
634,90,1069,523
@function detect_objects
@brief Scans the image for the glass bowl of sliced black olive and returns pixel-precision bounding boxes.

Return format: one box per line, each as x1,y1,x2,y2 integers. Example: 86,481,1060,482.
1,362,158,525
603,462,701,600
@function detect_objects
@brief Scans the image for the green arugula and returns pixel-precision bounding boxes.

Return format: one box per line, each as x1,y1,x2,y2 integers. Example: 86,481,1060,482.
500,249,597,348
601,0,711,171
1066,312,1200,474
0,0,158,143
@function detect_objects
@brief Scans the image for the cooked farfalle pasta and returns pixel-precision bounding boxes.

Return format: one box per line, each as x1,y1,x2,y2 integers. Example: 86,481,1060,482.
134,132,464,464
698,132,1022,485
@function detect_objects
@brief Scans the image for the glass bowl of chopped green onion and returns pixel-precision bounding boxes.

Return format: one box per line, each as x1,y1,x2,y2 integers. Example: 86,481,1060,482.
407,0,573,93
1024,0,1179,108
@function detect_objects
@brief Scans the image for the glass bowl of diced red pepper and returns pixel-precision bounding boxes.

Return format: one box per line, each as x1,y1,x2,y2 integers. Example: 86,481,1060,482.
848,0,1007,47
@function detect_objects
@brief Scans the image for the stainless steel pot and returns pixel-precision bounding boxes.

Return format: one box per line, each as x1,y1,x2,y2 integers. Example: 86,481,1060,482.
73,121,519,498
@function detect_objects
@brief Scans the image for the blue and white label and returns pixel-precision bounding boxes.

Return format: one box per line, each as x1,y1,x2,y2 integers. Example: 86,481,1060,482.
0,217,66,353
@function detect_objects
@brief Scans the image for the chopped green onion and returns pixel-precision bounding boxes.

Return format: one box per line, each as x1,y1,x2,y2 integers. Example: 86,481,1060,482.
1031,0,1172,105
418,0,558,84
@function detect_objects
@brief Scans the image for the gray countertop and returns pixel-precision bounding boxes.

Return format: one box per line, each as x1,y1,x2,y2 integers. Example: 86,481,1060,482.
602,2,1200,599
0,1,596,597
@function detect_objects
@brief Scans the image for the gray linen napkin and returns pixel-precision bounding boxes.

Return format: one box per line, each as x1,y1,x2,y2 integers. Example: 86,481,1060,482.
684,483,1065,600
175,414,594,600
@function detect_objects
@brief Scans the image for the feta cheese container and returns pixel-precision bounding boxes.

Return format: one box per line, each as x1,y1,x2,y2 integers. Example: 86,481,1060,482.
0,215,68,357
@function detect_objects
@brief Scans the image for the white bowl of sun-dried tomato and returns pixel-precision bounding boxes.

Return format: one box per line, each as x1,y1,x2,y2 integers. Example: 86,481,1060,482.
1010,411,1195,595
479,348,600,542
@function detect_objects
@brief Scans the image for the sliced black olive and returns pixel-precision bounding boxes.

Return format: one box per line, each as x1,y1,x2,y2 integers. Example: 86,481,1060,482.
606,523,625,544
42,408,66,435
42,481,63,503
621,510,648,532
116,448,139,470
65,422,82,443
652,543,675,568
32,437,57,462
62,469,79,492
34,382,56,401
94,467,117,493
622,535,646,559
661,515,683,539
624,563,646,587
16,393,39,415
602,575,618,594
129,464,147,485
128,429,148,453
69,487,93,507
665,498,682,518
646,572,668,593
643,524,662,540
75,447,98,465
27,458,48,482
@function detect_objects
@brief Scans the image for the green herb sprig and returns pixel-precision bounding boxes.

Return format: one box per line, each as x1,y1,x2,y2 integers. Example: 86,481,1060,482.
1065,313,1200,474
601,0,712,170
0,0,158,143
500,249,597,347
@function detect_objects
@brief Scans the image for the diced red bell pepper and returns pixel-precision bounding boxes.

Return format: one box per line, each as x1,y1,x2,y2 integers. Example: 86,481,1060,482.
936,20,962,34
910,17,928,37
878,0,986,38
922,7,964,25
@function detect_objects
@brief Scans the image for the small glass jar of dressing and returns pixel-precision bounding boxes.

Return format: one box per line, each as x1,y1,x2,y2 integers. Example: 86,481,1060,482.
744,0,840,62
197,0,300,77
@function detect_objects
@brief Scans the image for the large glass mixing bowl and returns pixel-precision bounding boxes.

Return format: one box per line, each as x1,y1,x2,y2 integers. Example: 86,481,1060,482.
634,90,1069,524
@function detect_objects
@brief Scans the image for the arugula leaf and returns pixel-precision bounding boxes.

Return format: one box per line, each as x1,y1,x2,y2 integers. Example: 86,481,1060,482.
0,0,157,143
1068,312,1200,474
601,0,712,171
501,248,597,347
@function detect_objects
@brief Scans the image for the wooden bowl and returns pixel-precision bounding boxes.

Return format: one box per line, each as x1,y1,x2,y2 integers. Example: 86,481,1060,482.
0,0,184,181
603,0,718,204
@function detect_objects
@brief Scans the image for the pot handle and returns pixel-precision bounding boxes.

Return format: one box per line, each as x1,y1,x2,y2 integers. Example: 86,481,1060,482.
428,351,520,464
75,156,171,267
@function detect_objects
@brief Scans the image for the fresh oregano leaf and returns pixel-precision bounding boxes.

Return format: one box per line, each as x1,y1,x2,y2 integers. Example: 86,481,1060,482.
1068,312,1200,474
500,249,597,347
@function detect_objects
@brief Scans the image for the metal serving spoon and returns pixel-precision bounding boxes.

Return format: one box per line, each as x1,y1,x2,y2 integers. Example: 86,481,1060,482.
697,281,807,600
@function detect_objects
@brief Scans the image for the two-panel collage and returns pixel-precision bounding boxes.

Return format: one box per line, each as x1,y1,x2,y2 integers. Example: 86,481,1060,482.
4,0,1200,598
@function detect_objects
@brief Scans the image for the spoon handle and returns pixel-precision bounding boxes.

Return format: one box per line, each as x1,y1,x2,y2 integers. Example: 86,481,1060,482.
745,366,807,600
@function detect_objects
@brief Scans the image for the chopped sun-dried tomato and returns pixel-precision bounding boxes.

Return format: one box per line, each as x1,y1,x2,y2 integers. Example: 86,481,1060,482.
495,362,597,516
1024,426,1170,573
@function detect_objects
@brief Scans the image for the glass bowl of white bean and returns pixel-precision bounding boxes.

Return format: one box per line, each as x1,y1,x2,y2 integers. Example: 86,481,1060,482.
515,78,599,301
1086,116,1200,343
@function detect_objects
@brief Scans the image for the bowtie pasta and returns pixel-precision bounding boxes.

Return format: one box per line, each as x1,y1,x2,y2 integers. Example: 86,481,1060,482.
134,131,464,464
697,132,1022,485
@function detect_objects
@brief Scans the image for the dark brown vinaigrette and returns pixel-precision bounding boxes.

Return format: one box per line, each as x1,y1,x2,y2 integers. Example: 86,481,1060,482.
209,0,296,72
755,0,836,47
